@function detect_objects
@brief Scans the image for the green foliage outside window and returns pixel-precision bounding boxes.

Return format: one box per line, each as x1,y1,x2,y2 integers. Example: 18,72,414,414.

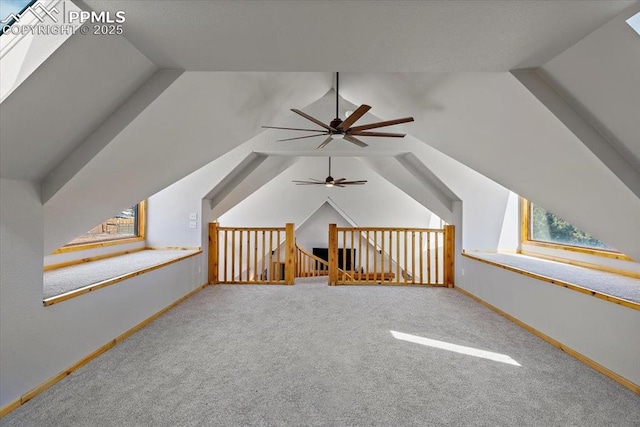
529,203,613,251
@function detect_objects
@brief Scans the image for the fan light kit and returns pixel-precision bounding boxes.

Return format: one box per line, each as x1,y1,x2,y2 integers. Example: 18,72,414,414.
293,157,367,188
263,72,414,149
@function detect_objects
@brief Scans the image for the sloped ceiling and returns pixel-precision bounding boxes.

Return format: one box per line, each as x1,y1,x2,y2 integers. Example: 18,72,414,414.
85,0,634,71
541,3,640,170
0,32,156,181
1,1,637,258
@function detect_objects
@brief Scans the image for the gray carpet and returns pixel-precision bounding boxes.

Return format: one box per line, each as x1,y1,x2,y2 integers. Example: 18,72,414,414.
44,250,199,298
468,253,640,304
5,278,639,426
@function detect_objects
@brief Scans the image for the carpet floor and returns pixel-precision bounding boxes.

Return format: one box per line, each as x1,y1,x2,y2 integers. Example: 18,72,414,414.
3,278,639,426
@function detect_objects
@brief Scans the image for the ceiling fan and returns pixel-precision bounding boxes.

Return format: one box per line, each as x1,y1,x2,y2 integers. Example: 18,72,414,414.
263,72,414,149
293,157,367,187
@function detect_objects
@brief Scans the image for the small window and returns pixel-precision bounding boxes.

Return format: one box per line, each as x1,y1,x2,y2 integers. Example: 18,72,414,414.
627,11,640,36
521,199,623,257
53,201,146,252
0,0,38,35
528,202,613,251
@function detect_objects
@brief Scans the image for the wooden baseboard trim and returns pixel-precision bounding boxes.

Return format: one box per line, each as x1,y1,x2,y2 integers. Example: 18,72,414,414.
454,286,640,395
43,251,202,306
462,253,639,311
44,247,146,272
0,283,209,419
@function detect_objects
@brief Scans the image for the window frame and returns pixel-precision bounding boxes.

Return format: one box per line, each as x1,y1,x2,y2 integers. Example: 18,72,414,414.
519,197,631,261
49,201,146,254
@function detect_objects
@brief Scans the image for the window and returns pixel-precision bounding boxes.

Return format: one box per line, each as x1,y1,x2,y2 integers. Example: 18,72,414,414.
627,11,640,36
520,198,624,256
53,201,146,253
0,0,38,35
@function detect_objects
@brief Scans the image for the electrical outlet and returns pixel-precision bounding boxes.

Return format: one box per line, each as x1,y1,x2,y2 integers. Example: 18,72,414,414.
461,268,465,276
189,212,198,220
189,221,197,229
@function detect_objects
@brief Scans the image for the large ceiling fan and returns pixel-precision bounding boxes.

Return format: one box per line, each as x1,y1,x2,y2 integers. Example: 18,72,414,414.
263,73,414,149
293,157,367,187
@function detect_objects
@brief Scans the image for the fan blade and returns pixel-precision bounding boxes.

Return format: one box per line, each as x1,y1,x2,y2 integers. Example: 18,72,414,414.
344,134,368,148
262,126,328,132
307,178,323,182
278,134,327,142
291,109,332,130
292,181,326,185
316,136,333,149
334,184,346,188
350,131,406,138
340,180,368,185
334,178,347,183
337,104,371,131
348,117,414,132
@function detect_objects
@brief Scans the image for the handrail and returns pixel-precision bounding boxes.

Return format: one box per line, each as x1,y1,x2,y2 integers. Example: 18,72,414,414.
295,244,355,281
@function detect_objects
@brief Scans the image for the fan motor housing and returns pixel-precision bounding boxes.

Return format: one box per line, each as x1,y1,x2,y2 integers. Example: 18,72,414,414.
329,118,343,129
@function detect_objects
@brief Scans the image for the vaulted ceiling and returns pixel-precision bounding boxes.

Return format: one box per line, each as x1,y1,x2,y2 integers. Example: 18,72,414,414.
1,0,638,258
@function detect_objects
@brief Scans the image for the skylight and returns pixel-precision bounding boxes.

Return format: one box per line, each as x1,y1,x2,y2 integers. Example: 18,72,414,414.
0,0,37,34
627,11,640,35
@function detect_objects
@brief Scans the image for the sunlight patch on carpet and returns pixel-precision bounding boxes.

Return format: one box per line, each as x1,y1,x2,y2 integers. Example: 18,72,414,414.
390,330,521,367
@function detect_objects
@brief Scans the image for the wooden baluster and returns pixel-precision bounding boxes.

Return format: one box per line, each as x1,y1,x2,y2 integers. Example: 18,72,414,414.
373,230,378,282
419,231,424,284
268,231,273,281
358,230,362,282
277,230,281,281
224,230,228,282
435,231,440,285
404,230,408,283
427,232,432,284
246,230,251,282
253,230,258,282
261,230,266,282
388,231,394,284
411,231,416,284
351,230,355,283
231,230,236,283
365,230,370,283
396,230,400,284
381,230,385,283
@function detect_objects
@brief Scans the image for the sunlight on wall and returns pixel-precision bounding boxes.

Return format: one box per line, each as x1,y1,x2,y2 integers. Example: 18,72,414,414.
390,330,521,367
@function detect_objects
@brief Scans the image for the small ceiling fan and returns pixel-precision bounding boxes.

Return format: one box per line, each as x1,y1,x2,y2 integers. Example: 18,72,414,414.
293,157,367,187
263,72,414,149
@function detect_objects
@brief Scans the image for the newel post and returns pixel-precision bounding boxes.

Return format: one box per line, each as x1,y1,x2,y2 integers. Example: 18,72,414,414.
208,222,219,284
443,224,455,288
285,223,296,285
328,223,338,285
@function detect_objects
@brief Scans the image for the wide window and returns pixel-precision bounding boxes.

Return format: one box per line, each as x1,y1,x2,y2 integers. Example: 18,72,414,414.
54,201,146,252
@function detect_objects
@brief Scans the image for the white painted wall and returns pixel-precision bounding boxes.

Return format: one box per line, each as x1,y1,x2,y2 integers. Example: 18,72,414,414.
296,202,351,251
0,178,205,408
458,256,640,385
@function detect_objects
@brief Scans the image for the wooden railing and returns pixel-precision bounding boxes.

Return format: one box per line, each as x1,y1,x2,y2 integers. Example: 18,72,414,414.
296,245,329,277
209,222,454,287
209,223,295,285
295,244,355,281
328,224,455,287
